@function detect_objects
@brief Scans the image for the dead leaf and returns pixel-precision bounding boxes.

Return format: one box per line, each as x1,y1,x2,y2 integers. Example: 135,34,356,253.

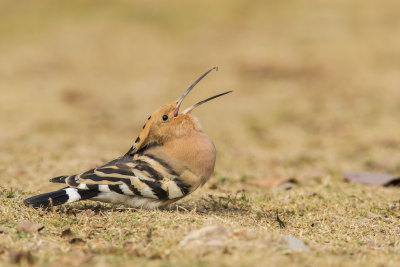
343,171,400,186
8,249,34,265
69,238,86,245
17,220,44,233
247,178,298,189
61,228,75,239
179,225,229,247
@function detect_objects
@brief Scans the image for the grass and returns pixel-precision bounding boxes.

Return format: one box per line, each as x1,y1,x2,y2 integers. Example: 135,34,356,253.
2,181,400,266
1,0,400,266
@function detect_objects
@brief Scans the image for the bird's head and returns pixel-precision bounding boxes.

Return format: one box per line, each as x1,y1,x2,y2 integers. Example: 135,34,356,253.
129,67,232,154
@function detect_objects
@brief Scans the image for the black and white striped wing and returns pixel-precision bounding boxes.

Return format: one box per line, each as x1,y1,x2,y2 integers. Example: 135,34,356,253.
50,155,190,201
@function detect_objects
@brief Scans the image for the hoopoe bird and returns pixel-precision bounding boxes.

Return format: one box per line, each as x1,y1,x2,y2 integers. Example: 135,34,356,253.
24,67,231,209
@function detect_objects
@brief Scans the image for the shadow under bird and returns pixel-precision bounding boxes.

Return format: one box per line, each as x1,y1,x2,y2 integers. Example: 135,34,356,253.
24,67,232,209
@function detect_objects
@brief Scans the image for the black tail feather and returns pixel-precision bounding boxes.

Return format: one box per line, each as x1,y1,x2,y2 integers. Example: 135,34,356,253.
24,188,99,209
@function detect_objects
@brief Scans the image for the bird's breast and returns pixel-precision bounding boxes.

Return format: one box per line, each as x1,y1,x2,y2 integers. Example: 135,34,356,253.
162,133,216,189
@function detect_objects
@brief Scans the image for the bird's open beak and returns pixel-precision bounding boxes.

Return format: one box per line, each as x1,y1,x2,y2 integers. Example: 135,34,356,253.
174,67,232,117
181,90,233,114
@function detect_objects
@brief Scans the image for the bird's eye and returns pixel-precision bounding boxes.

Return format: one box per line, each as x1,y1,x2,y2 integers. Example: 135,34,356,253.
162,115,169,121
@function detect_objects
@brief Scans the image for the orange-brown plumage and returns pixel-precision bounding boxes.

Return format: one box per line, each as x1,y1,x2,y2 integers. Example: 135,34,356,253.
24,67,231,209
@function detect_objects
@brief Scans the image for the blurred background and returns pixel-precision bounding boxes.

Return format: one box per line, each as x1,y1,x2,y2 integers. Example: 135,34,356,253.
1,0,400,191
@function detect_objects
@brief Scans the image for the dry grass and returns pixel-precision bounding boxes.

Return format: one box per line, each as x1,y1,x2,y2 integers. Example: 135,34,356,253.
1,0,400,266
